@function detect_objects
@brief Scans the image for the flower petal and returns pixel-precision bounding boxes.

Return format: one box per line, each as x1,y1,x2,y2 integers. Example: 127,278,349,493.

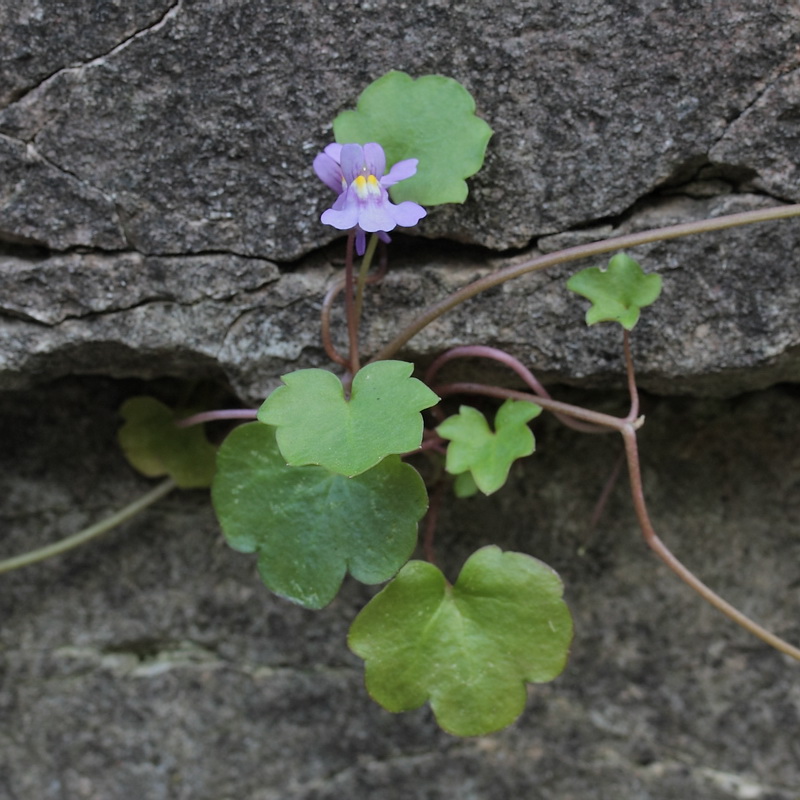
381,158,418,188
357,196,399,233
390,201,427,228
340,143,367,183
323,143,343,163
362,143,387,178
320,186,360,230
314,151,345,193
355,228,367,256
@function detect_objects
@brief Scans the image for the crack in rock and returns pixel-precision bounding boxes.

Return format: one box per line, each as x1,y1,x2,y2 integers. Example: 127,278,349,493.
2,0,183,112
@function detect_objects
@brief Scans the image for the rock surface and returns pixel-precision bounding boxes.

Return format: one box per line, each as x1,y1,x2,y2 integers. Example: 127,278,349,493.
3,194,800,402
1,378,799,799
2,2,800,798
0,0,797,258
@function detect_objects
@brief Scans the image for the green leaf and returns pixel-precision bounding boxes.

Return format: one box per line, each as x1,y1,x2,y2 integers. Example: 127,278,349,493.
566,253,663,330
258,360,439,477
349,545,573,736
333,71,493,206
453,471,478,498
211,423,428,609
118,396,216,488
437,399,542,495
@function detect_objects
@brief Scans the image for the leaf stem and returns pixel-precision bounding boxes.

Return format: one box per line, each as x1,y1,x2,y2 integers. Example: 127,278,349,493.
620,426,800,662
623,330,640,422
434,382,630,432
321,276,350,368
344,231,360,375
354,233,380,325
0,478,177,574
175,409,258,428
372,204,800,362
434,380,800,659
426,346,608,434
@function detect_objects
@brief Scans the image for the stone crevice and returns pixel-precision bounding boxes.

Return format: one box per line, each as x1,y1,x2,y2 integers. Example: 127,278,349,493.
1,0,183,114
712,60,800,147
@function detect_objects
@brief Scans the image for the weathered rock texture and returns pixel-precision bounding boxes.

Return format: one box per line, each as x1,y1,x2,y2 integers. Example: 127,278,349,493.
2,1,800,798
2,378,799,799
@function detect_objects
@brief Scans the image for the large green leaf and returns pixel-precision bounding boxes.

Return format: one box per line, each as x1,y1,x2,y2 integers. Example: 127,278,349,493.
349,546,573,736
333,71,493,206
118,396,216,488
258,361,439,477
566,253,662,330
437,399,542,495
211,423,428,609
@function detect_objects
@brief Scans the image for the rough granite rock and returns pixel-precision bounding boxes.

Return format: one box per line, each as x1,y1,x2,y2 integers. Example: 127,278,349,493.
0,0,797,258
3,194,799,401
1,378,799,799
2,2,800,799
711,67,800,204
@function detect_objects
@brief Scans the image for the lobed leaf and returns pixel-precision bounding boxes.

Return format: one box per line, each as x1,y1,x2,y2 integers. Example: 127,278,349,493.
349,545,573,736
437,399,542,495
118,396,216,488
333,71,493,206
258,361,439,477
211,423,428,609
566,253,662,330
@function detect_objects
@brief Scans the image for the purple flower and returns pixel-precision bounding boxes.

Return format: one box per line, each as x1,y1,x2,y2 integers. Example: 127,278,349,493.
313,142,426,255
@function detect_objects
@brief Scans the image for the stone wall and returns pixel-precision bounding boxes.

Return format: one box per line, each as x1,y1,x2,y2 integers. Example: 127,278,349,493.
1,1,799,798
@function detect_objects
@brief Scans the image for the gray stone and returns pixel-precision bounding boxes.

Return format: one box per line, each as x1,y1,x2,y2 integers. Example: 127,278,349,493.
711,67,800,203
2,2,800,797
2,194,799,401
0,0,176,106
0,0,797,258
0,132,126,249
1,377,798,799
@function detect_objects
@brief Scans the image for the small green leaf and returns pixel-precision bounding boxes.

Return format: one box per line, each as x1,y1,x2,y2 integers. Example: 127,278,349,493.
258,361,439,477
118,396,216,488
566,253,662,330
349,545,573,736
437,399,542,495
453,471,478,498
211,423,427,609
333,71,493,206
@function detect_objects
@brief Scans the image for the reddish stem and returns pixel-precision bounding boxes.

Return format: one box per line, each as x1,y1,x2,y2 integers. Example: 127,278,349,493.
426,345,608,434
435,380,800,660
320,276,349,368
620,425,800,661
175,409,258,428
343,232,360,375
623,330,640,422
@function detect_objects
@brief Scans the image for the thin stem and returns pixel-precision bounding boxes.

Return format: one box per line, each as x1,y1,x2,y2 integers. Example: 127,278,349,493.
354,233,379,325
0,478,177,574
435,381,631,432
321,244,390,371
622,330,640,422
579,448,626,555
426,345,551,397
426,345,608,434
372,204,800,363
621,426,800,661
344,231,360,375
321,276,350,368
176,409,258,428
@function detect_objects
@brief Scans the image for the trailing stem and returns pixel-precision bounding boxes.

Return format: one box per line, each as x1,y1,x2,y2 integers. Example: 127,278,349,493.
321,234,384,372
0,478,177,574
372,204,800,363
433,380,800,662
